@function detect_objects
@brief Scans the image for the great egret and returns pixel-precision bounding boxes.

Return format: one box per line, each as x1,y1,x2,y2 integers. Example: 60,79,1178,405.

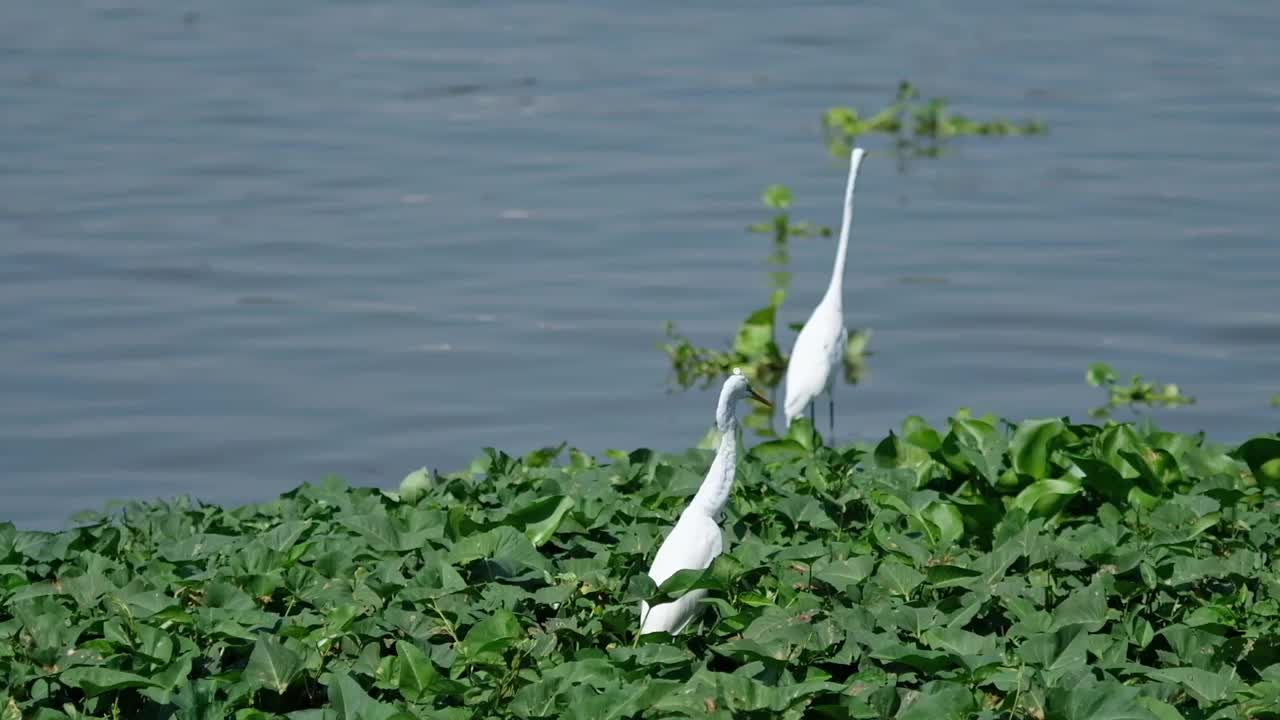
783,147,868,437
639,368,770,635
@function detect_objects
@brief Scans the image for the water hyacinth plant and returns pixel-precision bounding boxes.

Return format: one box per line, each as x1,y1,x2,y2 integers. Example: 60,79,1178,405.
822,81,1047,162
746,185,834,244
1085,362,1195,418
3,417,1280,718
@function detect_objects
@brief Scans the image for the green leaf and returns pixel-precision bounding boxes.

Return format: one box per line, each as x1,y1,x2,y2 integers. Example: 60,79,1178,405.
245,634,303,694
1136,697,1185,720
1010,418,1065,480
1146,667,1241,707
814,556,876,594
874,560,925,598
925,564,981,588
327,673,409,720
1071,457,1135,508
762,184,792,209
510,496,576,546
260,521,311,554
1051,579,1108,631
61,569,117,607
338,511,429,553
1236,436,1280,486
896,681,977,720
449,526,548,579
152,652,194,692
622,573,658,604
1019,627,1089,684
400,554,467,600
1045,679,1157,720
774,495,838,531
944,417,1007,486
748,438,810,462
733,292,783,359
901,416,942,452
921,501,964,546
786,417,823,450
1086,363,1116,387
874,432,906,468
459,609,522,667
1011,477,1081,518
398,467,432,503
395,640,463,701
648,553,741,603
59,667,160,697
923,626,998,658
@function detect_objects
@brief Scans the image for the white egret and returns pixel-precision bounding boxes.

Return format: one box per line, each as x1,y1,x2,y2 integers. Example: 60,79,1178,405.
639,368,770,635
783,147,868,437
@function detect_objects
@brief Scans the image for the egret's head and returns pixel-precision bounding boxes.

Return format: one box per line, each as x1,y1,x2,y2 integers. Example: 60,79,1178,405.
722,367,772,408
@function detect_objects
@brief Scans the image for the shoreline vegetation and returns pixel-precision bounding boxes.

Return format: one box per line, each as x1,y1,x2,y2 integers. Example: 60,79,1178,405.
3,415,1279,718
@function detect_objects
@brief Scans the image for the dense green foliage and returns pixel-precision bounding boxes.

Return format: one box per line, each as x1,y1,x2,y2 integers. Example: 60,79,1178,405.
3,415,1280,719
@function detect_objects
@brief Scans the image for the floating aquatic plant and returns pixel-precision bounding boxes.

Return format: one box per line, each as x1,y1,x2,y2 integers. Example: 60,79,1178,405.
3,416,1280,718
661,290,788,393
746,185,834,244
1086,362,1195,418
823,81,1047,160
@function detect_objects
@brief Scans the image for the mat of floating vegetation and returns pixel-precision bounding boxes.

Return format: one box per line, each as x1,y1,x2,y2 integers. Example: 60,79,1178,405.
2,415,1279,719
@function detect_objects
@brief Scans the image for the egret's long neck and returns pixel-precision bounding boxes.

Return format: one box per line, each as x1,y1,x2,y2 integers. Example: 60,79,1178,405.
823,148,866,304
687,392,740,518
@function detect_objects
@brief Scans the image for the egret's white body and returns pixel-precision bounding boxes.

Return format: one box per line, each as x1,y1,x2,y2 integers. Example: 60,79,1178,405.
639,370,768,635
783,147,868,432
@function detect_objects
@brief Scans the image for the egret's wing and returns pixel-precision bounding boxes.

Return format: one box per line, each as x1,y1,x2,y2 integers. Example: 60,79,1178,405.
784,301,843,421
639,513,723,635
647,512,722,585
827,324,848,391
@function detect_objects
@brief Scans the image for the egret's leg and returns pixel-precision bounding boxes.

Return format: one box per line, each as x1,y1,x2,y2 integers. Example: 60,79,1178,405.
809,402,816,428
828,391,835,441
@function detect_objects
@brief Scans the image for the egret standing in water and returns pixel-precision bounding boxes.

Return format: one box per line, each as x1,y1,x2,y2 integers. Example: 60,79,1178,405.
639,368,770,636
783,147,868,438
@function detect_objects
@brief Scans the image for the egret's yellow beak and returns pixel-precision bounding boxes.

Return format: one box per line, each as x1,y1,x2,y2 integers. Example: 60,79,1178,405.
748,387,772,408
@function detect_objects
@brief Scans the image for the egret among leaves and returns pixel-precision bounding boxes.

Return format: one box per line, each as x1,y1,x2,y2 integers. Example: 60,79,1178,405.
639,368,770,635
783,147,868,438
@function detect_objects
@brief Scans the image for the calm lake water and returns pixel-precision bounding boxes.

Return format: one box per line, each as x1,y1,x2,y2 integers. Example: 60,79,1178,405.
2,1,1278,528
